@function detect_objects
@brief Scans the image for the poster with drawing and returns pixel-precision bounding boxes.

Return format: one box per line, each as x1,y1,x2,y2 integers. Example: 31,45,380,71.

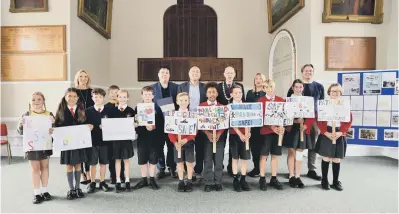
136,103,155,126
53,125,92,151
342,73,360,95
285,96,315,118
229,102,263,127
164,111,197,135
363,73,382,95
317,99,351,122
264,102,294,126
197,106,229,130
23,116,53,152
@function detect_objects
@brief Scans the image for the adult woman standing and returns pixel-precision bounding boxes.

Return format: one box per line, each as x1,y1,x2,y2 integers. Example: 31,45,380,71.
245,73,266,177
74,69,94,184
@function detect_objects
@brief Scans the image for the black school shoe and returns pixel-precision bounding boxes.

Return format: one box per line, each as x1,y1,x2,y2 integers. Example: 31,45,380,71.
259,177,267,191
296,177,305,189
307,170,322,181
240,179,251,191
125,182,132,192
115,183,123,193
170,169,178,179
214,184,223,191
100,181,113,192
233,179,241,192
76,188,85,198
178,180,185,192
156,169,167,179
149,177,160,190
204,185,213,192
331,181,343,191
185,181,193,192
321,179,330,190
133,178,149,190
270,177,283,190
42,192,52,201
66,190,77,200
247,168,260,178
32,194,44,204
87,182,96,193
289,177,297,188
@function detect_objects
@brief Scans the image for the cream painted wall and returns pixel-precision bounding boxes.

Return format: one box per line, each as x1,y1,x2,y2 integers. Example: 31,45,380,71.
109,0,271,102
69,0,110,86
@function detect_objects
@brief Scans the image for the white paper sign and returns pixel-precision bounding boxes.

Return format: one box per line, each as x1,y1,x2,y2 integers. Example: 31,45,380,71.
317,99,351,122
377,111,391,127
264,102,294,126
102,118,136,141
229,102,263,127
53,125,92,151
137,103,155,126
377,95,391,111
285,96,315,118
363,95,378,110
164,111,197,135
23,116,52,152
350,96,363,111
351,111,363,126
197,106,229,130
363,111,377,126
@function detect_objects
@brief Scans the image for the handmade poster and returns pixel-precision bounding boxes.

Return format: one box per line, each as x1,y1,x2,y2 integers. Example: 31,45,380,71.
53,125,92,151
22,116,52,152
229,102,263,127
346,128,354,139
377,111,391,127
391,112,398,127
392,95,398,111
377,95,391,111
136,103,155,126
396,79,399,94
363,73,381,95
363,95,378,111
285,96,315,118
164,111,197,135
156,97,175,113
350,96,363,111
317,99,351,122
384,129,398,141
359,128,378,140
351,111,363,126
197,106,229,130
102,118,136,141
382,72,396,88
362,111,377,126
342,73,360,95
264,102,294,126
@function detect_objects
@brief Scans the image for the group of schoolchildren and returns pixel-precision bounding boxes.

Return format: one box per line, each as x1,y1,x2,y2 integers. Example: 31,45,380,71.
17,70,352,205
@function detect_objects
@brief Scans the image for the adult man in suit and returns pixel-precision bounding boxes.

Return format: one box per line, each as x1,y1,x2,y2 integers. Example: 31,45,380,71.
177,66,207,180
286,64,324,181
151,66,179,179
216,66,245,176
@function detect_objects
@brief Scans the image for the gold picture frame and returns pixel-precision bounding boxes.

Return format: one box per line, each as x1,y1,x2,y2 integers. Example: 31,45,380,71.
267,0,305,33
77,0,113,39
9,0,48,13
322,0,383,24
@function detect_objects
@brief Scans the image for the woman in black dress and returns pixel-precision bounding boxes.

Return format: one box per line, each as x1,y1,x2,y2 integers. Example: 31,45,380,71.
245,73,266,177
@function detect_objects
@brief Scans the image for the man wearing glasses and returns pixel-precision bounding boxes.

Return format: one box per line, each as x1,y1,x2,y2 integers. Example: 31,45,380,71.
287,64,325,181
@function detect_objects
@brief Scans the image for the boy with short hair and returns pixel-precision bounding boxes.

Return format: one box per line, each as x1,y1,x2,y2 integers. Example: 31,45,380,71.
168,92,196,192
86,88,113,193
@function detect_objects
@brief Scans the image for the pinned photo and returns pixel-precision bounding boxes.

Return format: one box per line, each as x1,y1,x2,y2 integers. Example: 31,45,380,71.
359,128,378,140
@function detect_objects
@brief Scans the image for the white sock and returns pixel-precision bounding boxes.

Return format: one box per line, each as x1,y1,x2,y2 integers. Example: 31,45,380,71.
41,186,47,193
33,188,41,195
125,176,130,182
116,178,121,183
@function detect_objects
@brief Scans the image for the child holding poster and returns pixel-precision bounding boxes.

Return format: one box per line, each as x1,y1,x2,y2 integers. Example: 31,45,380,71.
283,79,315,188
200,82,226,192
105,85,125,185
55,88,93,200
132,86,160,190
111,89,135,193
17,92,54,204
229,85,251,192
315,83,352,191
257,79,285,191
168,92,197,192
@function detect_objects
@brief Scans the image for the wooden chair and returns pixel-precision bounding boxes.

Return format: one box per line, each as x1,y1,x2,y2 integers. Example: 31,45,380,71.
1,123,12,164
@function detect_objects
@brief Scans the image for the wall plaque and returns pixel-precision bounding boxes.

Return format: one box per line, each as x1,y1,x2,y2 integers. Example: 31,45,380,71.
325,37,376,71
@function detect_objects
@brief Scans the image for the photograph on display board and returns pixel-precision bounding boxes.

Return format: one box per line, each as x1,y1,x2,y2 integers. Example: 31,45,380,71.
384,129,398,141
363,73,382,95
346,128,354,139
391,112,398,127
381,72,396,88
359,128,378,140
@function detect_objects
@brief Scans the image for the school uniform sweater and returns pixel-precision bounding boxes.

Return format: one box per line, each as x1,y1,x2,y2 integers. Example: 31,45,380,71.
86,105,114,146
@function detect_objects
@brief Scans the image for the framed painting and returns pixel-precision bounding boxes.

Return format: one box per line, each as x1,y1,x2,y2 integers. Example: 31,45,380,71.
267,0,305,33
9,0,48,13
322,0,383,23
77,0,113,39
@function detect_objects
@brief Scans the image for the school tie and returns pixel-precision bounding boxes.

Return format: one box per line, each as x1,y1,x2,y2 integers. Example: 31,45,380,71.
70,108,75,117
120,108,124,112
98,108,101,113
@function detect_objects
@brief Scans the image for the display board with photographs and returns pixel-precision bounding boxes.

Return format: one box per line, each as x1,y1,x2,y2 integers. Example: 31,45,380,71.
338,70,398,147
